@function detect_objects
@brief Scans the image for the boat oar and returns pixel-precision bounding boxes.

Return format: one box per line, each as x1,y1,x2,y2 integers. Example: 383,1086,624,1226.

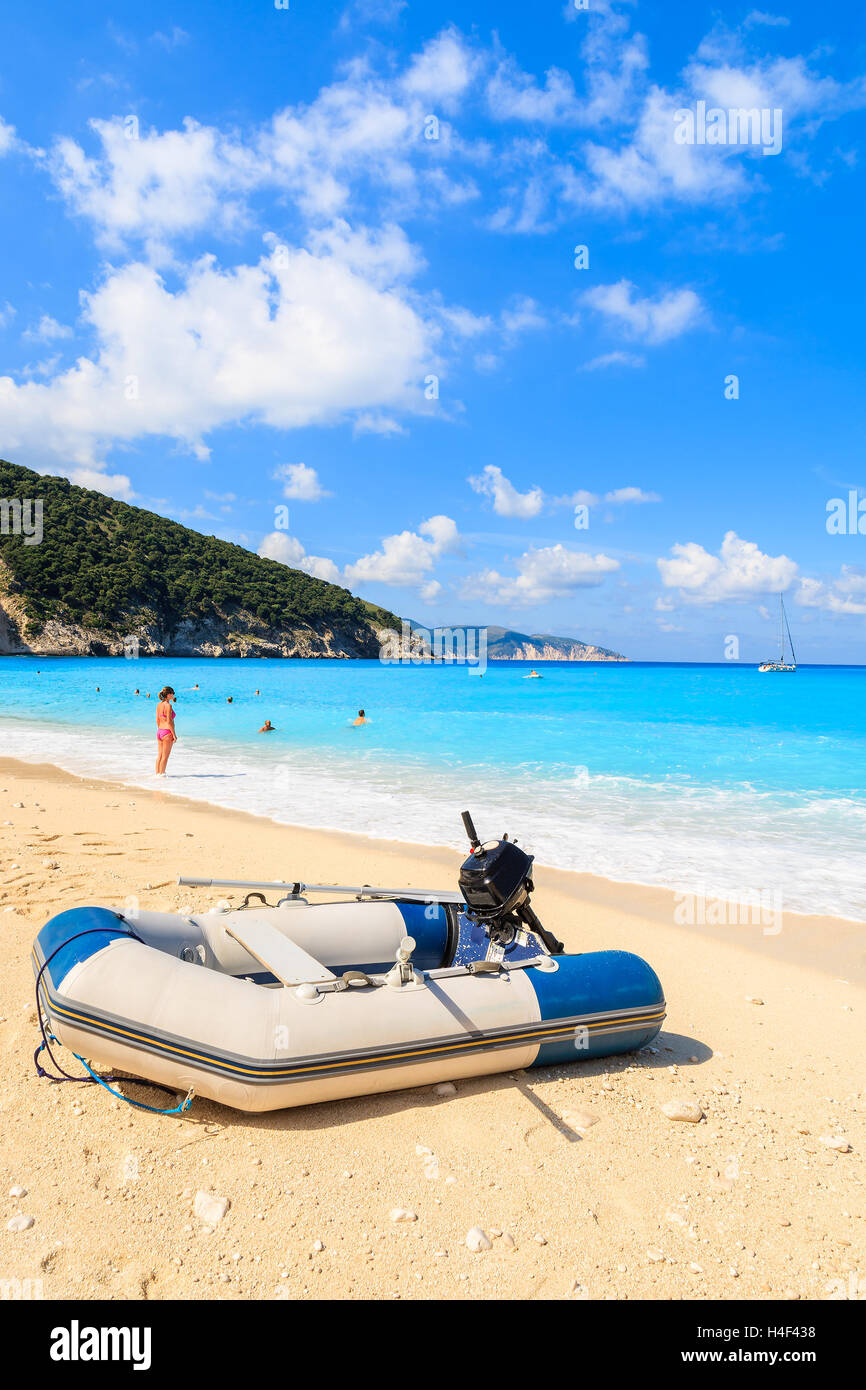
177,876,465,904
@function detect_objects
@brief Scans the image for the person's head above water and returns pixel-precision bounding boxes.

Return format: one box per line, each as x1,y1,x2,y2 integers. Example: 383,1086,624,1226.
358,709,365,717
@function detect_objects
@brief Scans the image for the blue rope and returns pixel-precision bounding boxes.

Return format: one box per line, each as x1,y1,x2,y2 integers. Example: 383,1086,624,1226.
73,1051,195,1115
35,923,195,1116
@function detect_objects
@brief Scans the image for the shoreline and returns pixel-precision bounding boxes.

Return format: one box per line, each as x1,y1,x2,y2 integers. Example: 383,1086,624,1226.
2,754,864,983
1,754,863,1301
3,660,865,924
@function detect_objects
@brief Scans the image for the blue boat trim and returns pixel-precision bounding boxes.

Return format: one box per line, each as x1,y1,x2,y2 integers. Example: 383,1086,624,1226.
529,947,666,1067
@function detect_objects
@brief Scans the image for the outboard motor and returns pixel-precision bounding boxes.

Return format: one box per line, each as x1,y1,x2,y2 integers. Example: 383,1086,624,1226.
458,811,564,956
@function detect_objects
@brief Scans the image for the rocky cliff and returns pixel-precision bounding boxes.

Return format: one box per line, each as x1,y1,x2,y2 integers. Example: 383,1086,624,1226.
0,578,390,658
484,626,627,662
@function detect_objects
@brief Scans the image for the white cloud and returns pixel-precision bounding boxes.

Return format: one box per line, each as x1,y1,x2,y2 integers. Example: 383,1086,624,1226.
23,315,74,343
66,466,135,500
352,411,406,436
468,464,544,519
150,26,190,50
273,463,330,501
306,220,422,285
37,15,866,259
568,24,866,217
401,29,476,107
500,295,547,336
0,235,448,470
585,280,704,343
487,60,581,125
339,0,408,31
49,117,262,254
257,531,341,583
658,531,798,603
462,545,619,606
344,514,461,591
45,44,470,251
581,350,646,371
558,489,601,507
795,570,866,616
605,486,660,504
0,117,16,156
743,11,790,28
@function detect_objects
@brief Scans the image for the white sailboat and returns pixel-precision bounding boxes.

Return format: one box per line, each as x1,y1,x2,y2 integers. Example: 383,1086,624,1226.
759,594,797,672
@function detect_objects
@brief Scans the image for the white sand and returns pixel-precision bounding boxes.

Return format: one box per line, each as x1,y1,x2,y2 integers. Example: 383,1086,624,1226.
1,758,863,1300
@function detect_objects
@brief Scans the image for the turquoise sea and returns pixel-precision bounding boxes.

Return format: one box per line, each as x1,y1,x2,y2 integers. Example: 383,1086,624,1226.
1,657,864,920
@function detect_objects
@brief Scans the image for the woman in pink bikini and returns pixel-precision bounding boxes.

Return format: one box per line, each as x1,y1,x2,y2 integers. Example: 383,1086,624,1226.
155,686,177,776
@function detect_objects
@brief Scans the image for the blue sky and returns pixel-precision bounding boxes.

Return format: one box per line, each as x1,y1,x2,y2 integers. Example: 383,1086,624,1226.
1,0,864,661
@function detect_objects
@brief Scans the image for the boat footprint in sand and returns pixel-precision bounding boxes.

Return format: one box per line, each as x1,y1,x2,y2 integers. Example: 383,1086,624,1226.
33,812,665,1113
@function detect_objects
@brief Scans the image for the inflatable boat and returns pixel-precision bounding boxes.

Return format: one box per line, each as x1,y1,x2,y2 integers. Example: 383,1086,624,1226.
33,812,665,1113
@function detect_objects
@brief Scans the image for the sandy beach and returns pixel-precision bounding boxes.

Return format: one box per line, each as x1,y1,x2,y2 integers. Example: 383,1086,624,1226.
1,756,863,1302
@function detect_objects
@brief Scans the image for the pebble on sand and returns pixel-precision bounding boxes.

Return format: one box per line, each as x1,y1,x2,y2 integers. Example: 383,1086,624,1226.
466,1227,492,1253
390,1208,418,1223
434,1082,457,1097
820,1136,852,1153
660,1099,705,1124
9,1185,27,1199
193,1190,230,1225
7,1214,34,1232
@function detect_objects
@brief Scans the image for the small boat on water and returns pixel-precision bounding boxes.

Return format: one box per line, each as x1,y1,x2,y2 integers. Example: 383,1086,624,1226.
33,813,665,1113
759,594,797,672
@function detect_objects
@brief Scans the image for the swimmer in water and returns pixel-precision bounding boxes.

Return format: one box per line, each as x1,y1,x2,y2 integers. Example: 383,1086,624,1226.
259,720,275,733
351,709,368,726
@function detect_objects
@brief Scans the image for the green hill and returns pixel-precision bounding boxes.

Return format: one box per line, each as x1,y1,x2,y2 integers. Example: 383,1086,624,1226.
0,459,398,657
